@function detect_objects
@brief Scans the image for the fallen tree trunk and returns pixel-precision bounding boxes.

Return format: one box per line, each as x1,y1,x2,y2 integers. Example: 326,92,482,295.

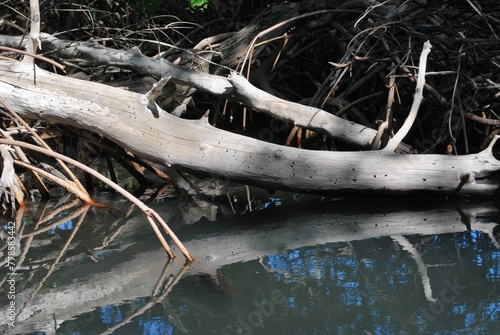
1,60,500,197
0,33,388,149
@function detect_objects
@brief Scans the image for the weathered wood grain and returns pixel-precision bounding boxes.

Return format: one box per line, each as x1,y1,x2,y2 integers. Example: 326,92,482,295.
1,61,500,197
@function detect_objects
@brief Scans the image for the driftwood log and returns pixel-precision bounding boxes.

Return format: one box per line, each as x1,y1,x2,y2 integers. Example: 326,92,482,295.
0,33,386,149
1,57,500,197
1,0,499,198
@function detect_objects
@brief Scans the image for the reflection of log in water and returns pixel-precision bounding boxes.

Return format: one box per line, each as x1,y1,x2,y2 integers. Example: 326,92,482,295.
97,260,189,335
1,200,499,334
494,225,500,245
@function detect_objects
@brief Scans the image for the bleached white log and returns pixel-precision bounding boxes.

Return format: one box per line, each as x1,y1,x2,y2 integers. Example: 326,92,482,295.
1,60,500,197
228,74,377,148
1,33,395,149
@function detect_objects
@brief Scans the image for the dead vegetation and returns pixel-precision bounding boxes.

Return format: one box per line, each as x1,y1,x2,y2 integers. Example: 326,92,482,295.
3,0,499,154
0,0,499,261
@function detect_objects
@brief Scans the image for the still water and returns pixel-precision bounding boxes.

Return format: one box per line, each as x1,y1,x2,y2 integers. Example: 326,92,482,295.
1,196,499,335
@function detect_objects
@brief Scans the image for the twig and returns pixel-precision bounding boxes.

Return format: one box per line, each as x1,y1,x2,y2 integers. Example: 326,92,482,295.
465,112,500,126
373,63,397,150
13,160,92,203
465,0,499,41
0,128,50,197
240,9,353,77
354,1,389,28
0,46,65,72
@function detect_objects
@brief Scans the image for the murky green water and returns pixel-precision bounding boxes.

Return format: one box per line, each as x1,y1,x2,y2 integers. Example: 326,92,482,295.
1,198,499,335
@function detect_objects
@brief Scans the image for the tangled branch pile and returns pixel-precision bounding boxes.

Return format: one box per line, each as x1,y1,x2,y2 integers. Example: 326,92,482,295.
206,0,500,155
2,0,498,153
0,0,499,204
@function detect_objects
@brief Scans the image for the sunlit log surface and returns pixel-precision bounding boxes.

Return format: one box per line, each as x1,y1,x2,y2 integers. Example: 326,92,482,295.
1,61,500,197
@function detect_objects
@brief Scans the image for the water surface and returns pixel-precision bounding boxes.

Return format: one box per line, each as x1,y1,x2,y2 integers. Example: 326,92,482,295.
1,198,499,335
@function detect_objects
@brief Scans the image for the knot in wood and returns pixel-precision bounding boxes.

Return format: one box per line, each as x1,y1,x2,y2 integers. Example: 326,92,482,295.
272,149,283,160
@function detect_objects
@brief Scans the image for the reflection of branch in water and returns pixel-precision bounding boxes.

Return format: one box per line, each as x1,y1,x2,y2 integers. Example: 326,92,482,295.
452,202,500,248
92,203,143,255
152,262,189,332
98,261,190,335
11,207,29,270
0,207,26,287
35,198,81,226
10,201,75,275
22,198,86,237
93,216,131,252
16,206,90,322
481,224,500,249
391,235,437,303
451,201,472,231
